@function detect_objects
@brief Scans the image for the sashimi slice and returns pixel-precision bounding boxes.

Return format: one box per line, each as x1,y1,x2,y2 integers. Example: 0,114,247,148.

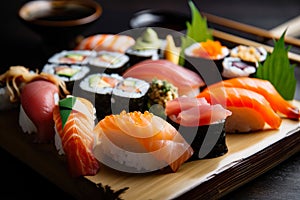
53,96,99,177
165,96,232,126
197,87,282,132
123,59,205,96
206,77,300,119
75,34,135,53
93,111,193,173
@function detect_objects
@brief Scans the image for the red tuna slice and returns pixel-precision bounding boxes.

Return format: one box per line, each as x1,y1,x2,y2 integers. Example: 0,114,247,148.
21,80,59,143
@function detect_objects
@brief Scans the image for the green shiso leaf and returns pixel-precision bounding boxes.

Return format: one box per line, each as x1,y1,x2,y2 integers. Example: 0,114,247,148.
59,96,77,129
179,0,213,66
255,30,296,100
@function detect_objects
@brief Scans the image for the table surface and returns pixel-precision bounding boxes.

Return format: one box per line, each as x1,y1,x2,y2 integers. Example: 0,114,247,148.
1,0,300,199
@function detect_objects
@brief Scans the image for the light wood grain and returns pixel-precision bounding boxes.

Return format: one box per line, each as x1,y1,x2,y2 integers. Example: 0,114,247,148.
0,103,299,200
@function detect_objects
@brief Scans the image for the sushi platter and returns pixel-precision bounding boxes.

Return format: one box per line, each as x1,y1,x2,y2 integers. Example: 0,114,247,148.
1,1,300,199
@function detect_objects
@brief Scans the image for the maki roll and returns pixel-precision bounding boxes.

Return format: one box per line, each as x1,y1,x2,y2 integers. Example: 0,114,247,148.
79,73,123,120
42,64,90,92
88,50,130,75
111,77,150,114
48,50,95,65
221,57,257,79
165,96,232,160
184,40,230,75
230,45,267,64
125,28,163,65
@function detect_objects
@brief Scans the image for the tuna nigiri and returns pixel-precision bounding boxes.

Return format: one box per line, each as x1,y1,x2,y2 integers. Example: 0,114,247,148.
197,87,282,132
205,77,300,119
53,96,100,177
93,110,193,173
19,80,59,143
75,34,135,53
123,59,205,96
165,96,232,127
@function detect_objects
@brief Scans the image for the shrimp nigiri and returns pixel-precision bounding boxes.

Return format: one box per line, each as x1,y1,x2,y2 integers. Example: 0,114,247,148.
93,111,193,173
75,34,135,53
53,96,100,177
205,77,300,119
197,87,282,133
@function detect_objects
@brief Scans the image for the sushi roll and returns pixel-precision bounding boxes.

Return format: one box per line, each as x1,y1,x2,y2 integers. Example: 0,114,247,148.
48,50,96,65
111,77,150,114
165,96,232,160
230,45,267,69
88,50,130,75
221,57,257,79
79,73,123,120
125,28,163,65
184,40,230,75
42,64,90,92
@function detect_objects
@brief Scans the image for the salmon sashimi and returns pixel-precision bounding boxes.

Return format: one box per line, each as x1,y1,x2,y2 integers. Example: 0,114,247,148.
53,96,99,177
197,87,282,133
165,96,232,126
93,111,193,173
75,34,135,53
205,77,300,119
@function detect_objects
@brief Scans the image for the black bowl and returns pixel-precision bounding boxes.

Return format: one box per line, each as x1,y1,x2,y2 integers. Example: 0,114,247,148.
129,9,190,31
18,0,102,51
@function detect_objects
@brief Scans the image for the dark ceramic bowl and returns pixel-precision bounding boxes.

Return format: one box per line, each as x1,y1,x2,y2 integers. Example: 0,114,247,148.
18,0,102,50
129,9,190,31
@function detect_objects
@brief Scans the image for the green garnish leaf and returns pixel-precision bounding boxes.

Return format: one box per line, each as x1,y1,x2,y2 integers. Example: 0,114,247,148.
179,0,213,66
59,96,77,129
255,30,296,100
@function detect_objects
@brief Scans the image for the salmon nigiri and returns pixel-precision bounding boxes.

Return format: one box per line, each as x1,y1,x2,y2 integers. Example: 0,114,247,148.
53,96,100,177
205,77,300,119
93,111,193,173
197,87,282,133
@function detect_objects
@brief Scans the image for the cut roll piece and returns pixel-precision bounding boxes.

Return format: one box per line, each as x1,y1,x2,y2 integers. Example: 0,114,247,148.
222,57,257,79
230,45,267,63
79,73,123,120
111,77,150,114
48,50,96,65
93,110,193,173
89,50,130,75
42,64,90,92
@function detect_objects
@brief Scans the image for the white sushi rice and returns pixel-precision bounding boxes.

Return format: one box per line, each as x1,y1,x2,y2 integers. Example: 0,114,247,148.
79,73,124,94
89,50,129,69
42,64,90,82
48,50,96,65
93,130,168,173
19,104,37,134
222,57,256,78
112,77,150,98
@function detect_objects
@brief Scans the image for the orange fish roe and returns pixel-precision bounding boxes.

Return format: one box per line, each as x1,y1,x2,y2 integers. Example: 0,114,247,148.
192,40,225,59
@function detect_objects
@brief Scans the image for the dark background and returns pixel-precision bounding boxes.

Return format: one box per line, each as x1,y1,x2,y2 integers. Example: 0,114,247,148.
1,0,300,199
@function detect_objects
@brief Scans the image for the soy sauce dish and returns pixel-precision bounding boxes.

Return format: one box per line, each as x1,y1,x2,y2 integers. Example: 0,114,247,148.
18,0,102,49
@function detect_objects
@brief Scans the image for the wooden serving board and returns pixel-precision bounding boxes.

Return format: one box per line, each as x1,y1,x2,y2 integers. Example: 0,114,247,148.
0,101,299,199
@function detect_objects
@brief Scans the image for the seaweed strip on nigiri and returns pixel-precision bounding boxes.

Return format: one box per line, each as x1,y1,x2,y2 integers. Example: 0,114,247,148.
53,96,100,177
93,110,193,173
